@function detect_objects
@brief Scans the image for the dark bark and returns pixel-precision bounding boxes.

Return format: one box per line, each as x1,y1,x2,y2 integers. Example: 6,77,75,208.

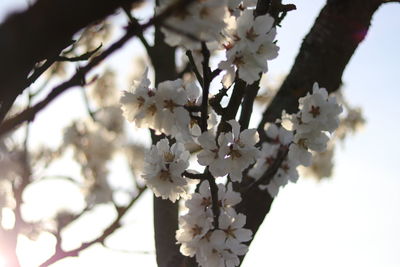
258,0,382,135
0,0,138,122
237,0,385,262
150,22,185,267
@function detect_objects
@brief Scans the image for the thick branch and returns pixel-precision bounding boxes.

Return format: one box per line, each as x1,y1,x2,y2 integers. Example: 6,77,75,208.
258,0,383,136
239,0,386,265
0,0,142,122
0,0,194,136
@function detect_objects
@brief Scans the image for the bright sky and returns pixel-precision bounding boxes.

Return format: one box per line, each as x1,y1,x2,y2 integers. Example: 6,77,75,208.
1,1,400,267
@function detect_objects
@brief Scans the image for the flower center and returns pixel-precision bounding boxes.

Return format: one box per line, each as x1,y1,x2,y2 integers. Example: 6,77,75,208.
163,152,175,163
159,170,172,182
164,99,178,113
246,27,258,41
309,105,321,118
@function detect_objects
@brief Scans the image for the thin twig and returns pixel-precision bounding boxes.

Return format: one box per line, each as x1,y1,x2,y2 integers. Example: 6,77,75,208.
39,187,146,267
186,50,204,85
200,42,211,132
205,169,220,228
184,105,201,112
209,87,228,116
183,171,205,180
56,44,102,62
122,5,152,52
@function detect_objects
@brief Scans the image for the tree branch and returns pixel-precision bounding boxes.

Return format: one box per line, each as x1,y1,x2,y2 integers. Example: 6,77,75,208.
0,0,144,123
217,78,247,134
39,187,146,267
0,0,195,137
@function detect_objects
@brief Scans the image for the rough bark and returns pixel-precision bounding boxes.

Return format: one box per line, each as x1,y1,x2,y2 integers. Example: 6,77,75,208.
0,0,138,122
150,21,186,267
258,0,382,134
238,0,385,260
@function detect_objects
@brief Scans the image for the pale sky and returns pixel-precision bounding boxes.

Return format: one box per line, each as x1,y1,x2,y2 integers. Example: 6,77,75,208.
1,1,399,267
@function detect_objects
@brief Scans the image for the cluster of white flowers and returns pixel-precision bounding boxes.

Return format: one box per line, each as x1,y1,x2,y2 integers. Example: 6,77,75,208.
120,69,202,142
121,81,341,264
159,1,279,87
197,120,259,181
249,83,342,196
219,10,279,86
142,138,192,202
118,1,344,264
287,83,343,167
249,123,298,196
176,180,252,267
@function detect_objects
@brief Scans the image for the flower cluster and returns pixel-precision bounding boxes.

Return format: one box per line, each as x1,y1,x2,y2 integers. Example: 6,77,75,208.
159,1,279,87
197,120,259,181
120,69,201,142
176,180,252,267
288,83,343,167
219,10,279,86
119,1,343,264
142,138,191,202
249,83,342,197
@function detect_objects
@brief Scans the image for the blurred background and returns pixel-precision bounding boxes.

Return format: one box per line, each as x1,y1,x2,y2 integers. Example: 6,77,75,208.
0,0,399,266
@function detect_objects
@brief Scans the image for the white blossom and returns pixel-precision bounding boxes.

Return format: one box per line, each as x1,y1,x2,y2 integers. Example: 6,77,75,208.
298,83,343,133
264,123,293,145
219,211,252,255
154,79,191,137
286,83,342,167
176,212,213,257
218,120,259,181
121,71,201,141
218,182,242,214
248,143,280,179
260,83,342,197
219,10,279,86
197,131,228,177
142,138,190,202
120,68,158,129
177,180,248,267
